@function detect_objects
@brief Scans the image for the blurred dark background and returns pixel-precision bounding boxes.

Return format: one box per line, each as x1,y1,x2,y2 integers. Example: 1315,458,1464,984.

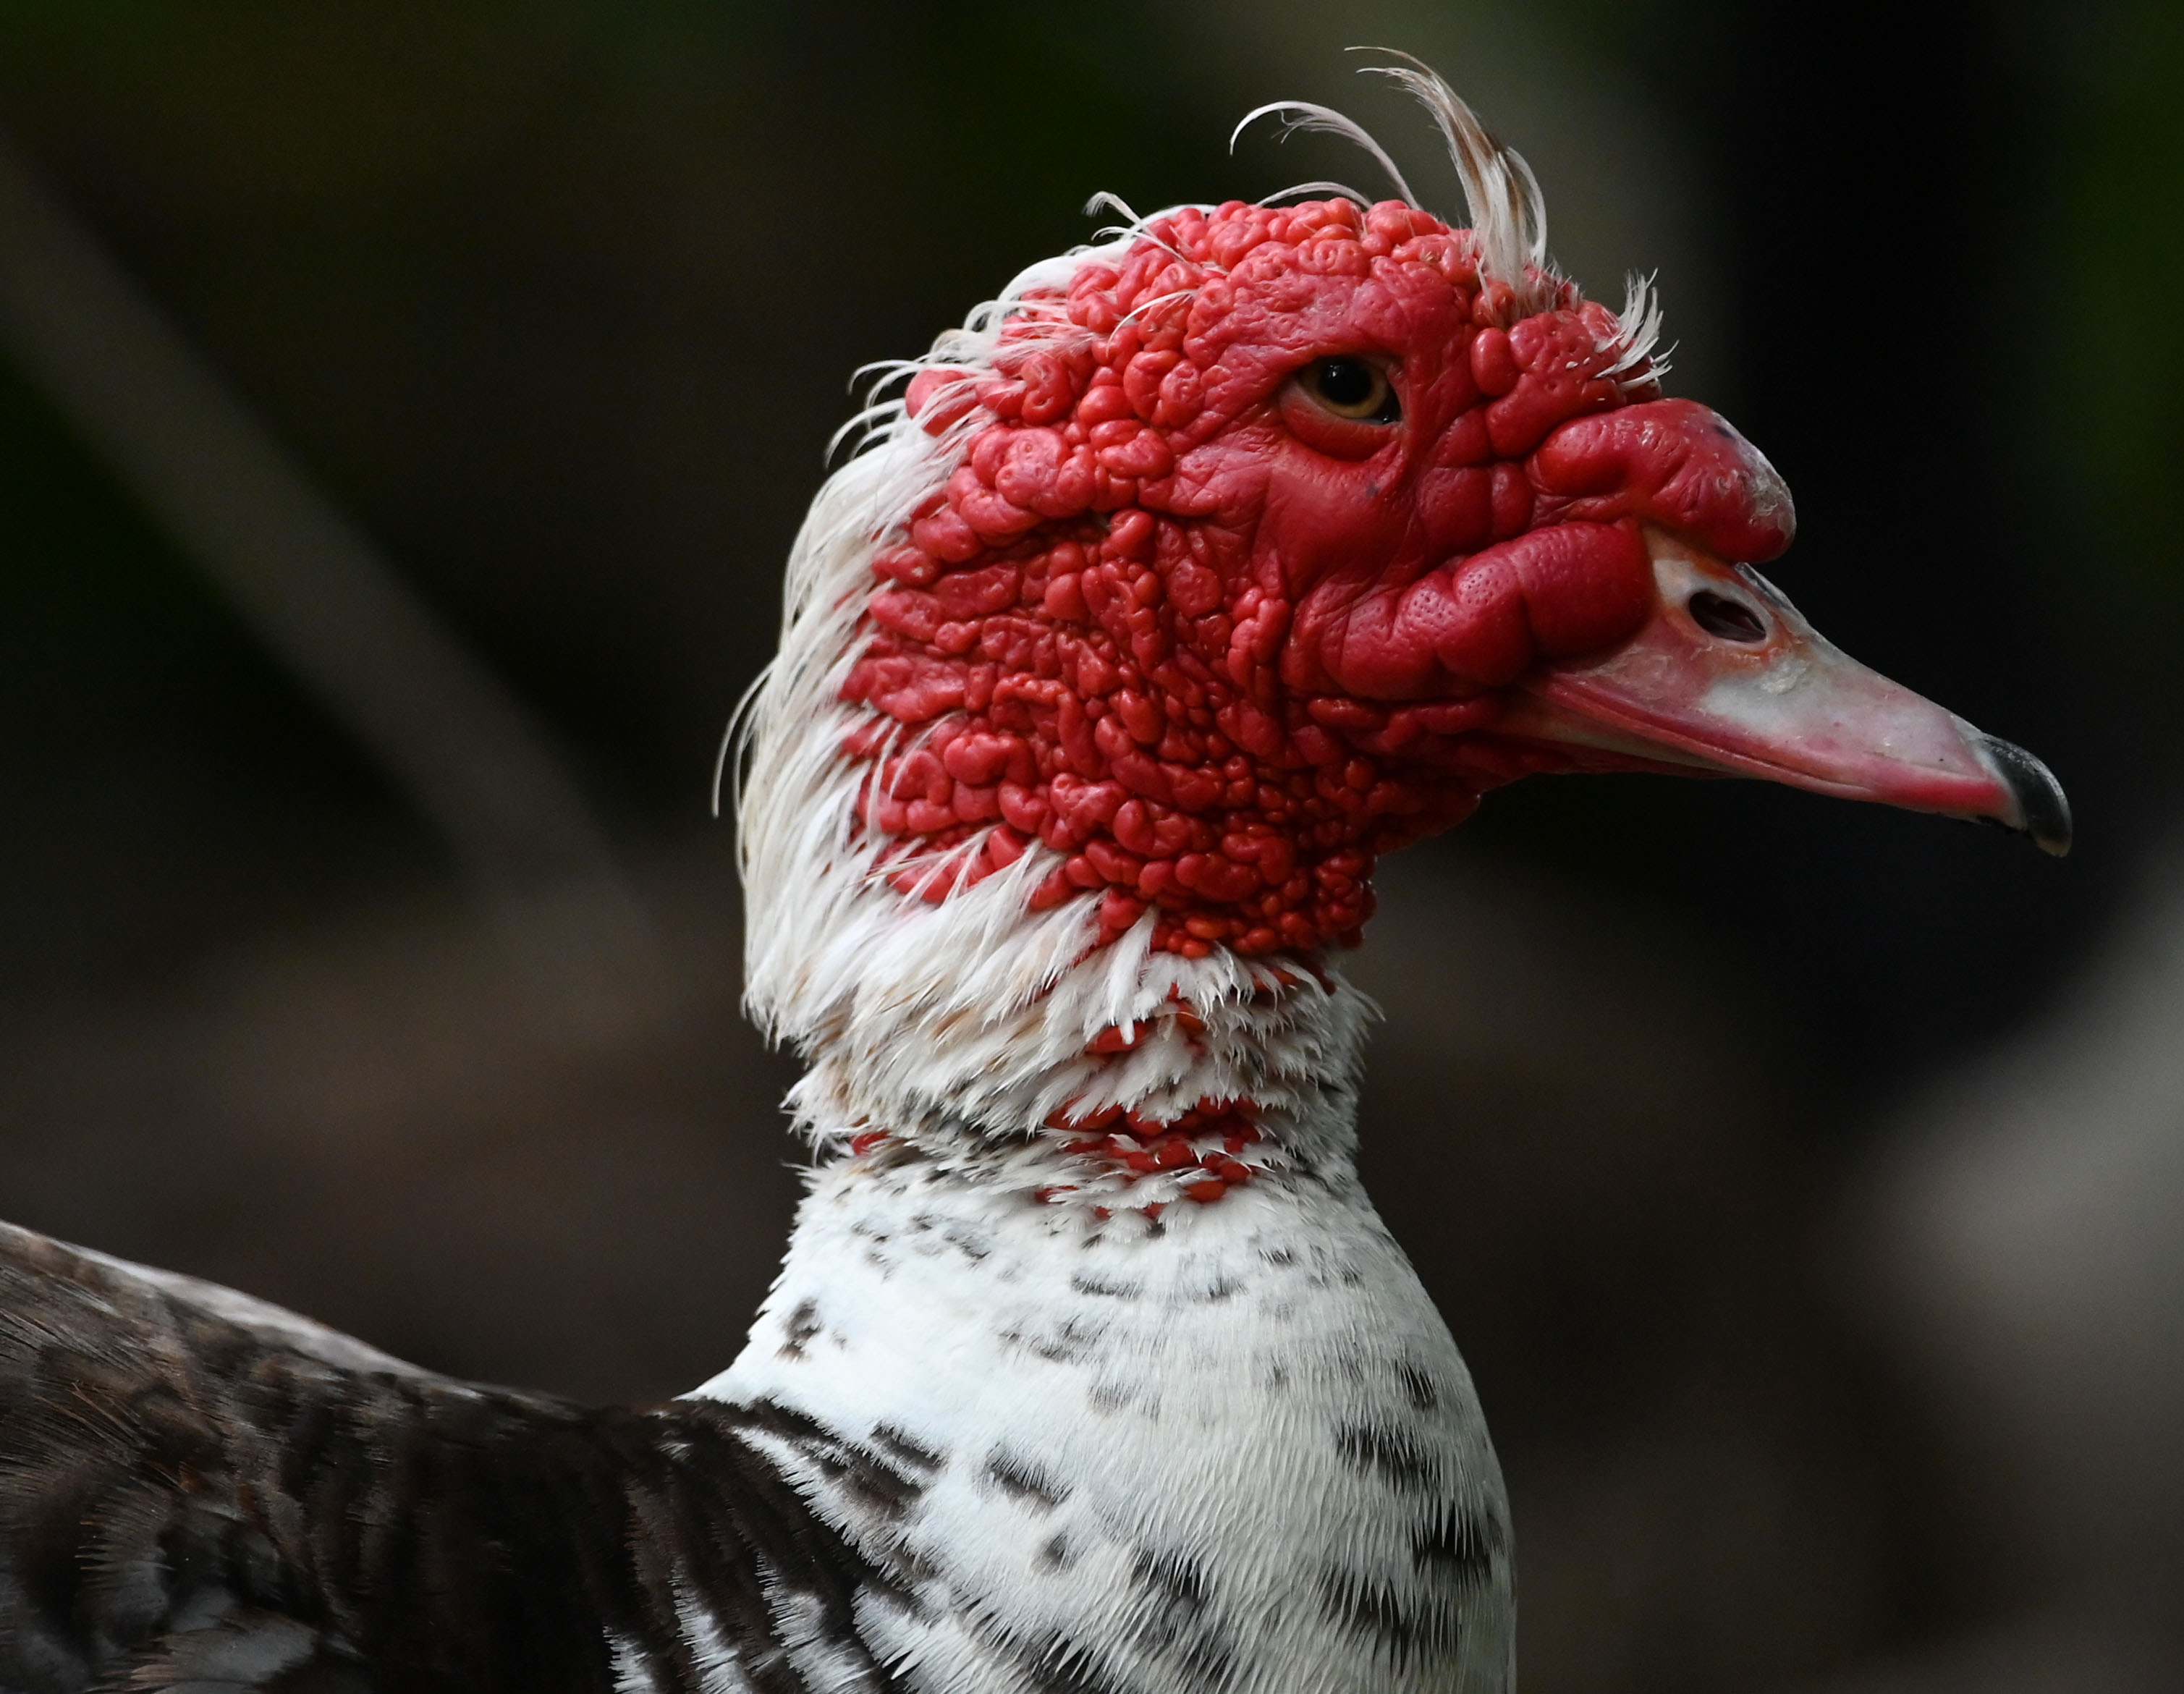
1,3,2179,1690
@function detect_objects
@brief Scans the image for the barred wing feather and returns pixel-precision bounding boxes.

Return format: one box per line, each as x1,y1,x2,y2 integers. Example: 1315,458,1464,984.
0,1222,911,1694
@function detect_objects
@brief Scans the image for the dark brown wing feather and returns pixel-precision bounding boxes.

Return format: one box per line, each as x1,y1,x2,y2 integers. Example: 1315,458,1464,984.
0,1221,914,1693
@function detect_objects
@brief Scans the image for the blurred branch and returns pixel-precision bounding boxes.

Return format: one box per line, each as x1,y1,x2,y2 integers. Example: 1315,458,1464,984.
0,126,659,1020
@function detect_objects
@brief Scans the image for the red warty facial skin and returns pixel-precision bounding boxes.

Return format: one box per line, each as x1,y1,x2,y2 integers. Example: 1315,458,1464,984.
840,196,1795,957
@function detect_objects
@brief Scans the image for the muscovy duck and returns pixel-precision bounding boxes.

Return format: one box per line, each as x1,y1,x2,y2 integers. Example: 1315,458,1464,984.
0,63,2066,1694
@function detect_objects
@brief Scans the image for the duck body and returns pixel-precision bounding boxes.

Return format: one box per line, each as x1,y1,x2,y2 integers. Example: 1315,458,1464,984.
0,1055,1508,1694
706,1111,1510,1694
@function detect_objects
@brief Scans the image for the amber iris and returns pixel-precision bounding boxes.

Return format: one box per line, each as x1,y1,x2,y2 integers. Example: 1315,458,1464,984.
1303,356,1399,423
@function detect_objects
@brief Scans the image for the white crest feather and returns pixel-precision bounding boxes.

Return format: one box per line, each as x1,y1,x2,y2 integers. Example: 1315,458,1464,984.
1610,269,1672,386
1229,100,1422,208
1354,51,1556,313
1232,51,1580,322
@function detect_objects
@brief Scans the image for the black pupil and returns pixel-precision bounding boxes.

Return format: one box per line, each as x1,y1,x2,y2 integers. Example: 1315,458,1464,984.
1316,358,1376,408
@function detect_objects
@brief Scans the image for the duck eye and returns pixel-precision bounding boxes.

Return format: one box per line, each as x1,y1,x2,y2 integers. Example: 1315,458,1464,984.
1303,356,1399,423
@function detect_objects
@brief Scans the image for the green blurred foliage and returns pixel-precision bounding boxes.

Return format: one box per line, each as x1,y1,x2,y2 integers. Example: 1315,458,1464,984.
2039,0,2184,607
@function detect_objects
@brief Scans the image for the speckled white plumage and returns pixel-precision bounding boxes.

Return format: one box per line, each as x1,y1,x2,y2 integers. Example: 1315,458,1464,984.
696,1113,1512,1694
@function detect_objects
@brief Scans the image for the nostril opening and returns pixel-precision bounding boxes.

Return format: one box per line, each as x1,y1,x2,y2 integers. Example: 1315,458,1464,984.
1688,590,1767,643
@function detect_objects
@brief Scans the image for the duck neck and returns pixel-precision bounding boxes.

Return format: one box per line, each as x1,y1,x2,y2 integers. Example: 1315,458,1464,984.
779,884,1375,1213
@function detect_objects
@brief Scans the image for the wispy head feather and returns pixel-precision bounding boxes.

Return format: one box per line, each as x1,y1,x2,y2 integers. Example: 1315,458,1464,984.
1230,99,1421,208
1610,269,1672,387
1232,51,1562,316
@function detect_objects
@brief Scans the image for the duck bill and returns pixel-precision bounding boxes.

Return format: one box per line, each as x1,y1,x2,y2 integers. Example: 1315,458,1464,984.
1500,531,2072,855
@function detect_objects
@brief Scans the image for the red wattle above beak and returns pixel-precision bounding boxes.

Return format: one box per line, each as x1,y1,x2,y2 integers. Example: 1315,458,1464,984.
1499,530,2072,855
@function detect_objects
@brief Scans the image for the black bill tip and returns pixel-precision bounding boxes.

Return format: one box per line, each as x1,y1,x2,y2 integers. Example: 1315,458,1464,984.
1979,733,2072,857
